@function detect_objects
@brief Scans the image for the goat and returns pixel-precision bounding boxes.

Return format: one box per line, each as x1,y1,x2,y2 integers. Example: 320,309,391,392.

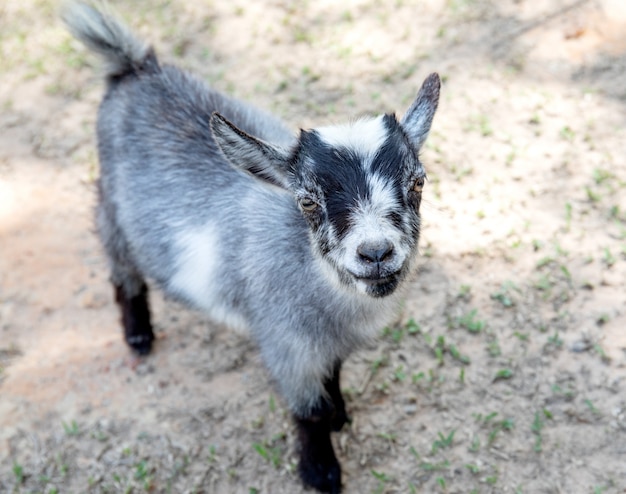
62,2,440,492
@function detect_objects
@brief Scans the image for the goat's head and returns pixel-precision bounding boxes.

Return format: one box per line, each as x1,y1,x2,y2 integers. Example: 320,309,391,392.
211,73,440,298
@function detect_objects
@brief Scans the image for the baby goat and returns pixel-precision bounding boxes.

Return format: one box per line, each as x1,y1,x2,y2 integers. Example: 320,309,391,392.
63,3,440,492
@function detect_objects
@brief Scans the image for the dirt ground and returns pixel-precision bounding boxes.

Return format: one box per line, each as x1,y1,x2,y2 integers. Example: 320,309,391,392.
1,0,626,493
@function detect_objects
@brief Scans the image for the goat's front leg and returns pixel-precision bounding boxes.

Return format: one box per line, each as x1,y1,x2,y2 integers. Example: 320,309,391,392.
325,361,350,432
294,361,350,493
294,397,342,494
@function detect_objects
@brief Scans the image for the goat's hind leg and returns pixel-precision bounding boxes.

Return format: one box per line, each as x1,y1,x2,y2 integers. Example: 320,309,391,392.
114,281,153,355
97,201,154,355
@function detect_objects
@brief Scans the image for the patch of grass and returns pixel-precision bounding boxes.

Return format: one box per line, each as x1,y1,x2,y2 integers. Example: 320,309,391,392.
564,201,572,230
534,274,553,295
487,338,501,357
434,336,445,366
448,343,471,364
370,355,388,376
412,371,425,384
392,365,407,382
50,452,70,479
603,247,616,267
490,281,518,307
13,462,24,484
475,413,514,446
586,186,601,203
485,474,499,485
371,469,392,494
405,318,422,335
584,398,600,415
535,256,555,269
207,444,218,463
436,476,447,490
419,459,450,471
378,431,397,442
382,318,422,344
458,309,485,333
63,420,80,436
559,126,575,141
494,368,514,381
458,284,472,299
91,429,108,442
593,168,615,186
531,411,544,452
469,436,480,452
252,433,286,469
551,383,576,401
546,332,563,349
134,460,150,481
593,343,611,363
431,430,456,453
382,325,405,344
488,418,514,445
426,334,471,366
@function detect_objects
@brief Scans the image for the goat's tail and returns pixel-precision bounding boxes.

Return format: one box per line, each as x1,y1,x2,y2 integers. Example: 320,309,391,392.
61,1,159,81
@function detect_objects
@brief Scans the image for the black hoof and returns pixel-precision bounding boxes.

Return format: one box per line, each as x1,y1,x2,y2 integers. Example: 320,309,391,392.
125,333,154,355
115,283,154,356
299,454,342,494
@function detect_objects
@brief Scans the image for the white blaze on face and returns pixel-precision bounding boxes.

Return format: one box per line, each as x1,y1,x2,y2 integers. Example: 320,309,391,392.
315,116,387,159
329,172,409,286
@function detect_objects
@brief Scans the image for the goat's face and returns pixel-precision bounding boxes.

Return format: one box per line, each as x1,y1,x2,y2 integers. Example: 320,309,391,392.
291,116,425,297
212,73,440,298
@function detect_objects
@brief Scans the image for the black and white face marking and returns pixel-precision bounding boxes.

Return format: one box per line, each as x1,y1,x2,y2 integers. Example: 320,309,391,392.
211,72,440,298
293,114,426,298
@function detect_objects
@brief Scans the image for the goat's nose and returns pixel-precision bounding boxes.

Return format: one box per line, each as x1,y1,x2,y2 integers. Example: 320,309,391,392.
357,241,394,263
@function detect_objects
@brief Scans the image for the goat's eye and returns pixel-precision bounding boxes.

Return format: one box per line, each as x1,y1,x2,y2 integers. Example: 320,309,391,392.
408,177,424,210
299,198,318,212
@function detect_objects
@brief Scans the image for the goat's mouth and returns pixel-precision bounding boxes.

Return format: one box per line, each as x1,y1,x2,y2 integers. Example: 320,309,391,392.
353,272,401,298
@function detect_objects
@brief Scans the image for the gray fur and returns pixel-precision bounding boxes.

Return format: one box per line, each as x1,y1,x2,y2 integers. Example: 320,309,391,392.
63,1,440,418
401,72,441,149
61,1,150,77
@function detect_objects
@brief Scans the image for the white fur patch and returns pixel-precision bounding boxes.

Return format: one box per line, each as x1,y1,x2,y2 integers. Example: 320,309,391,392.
315,116,388,158
368,173,399,214
170,223,248,331
327,172,410,287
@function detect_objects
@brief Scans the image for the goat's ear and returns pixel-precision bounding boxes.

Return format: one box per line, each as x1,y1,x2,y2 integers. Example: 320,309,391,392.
400,73,441,150
210,112,291,188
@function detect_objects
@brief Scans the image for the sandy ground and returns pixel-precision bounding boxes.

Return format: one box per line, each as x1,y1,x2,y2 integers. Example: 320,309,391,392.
1,0,626,493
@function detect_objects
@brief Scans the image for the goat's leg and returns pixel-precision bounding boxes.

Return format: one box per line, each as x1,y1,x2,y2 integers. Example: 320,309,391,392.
325,361,350,432
97,197,154,355
114,281,154,355
295,398,342,494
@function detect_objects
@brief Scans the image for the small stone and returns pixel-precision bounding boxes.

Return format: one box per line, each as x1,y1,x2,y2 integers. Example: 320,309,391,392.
570,340,591,353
